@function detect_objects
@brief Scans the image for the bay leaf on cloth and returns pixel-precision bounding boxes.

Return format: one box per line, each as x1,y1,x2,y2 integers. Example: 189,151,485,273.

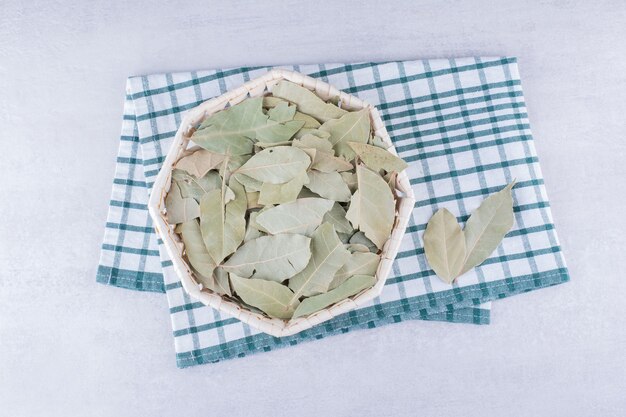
461,181,516,274
423,208,466,284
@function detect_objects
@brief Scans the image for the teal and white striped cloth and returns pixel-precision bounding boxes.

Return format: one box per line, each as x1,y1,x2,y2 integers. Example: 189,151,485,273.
97,57,569,368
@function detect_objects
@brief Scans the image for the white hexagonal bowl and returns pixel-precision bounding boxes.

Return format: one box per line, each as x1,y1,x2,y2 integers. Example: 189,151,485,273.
148,69,416,337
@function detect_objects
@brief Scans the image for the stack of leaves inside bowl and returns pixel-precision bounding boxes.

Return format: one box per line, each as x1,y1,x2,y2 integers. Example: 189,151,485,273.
165,80,408,320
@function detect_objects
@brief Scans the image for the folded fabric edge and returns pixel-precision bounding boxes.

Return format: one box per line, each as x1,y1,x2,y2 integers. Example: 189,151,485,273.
174,306,491,368
96,265,165,293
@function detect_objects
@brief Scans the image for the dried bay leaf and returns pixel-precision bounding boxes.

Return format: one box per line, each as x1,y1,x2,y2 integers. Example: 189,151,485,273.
267,101,296,123
423,208,466,284
348,142,408,173
230,274,298,319
294,128,332,140
370,135,387,149
262,96,287,109
460,181,516,274
246,191,261,209
345,164,395,249
319,109,370,159
288,223,351,300
271,80,347,122
193,97,303,155
234,172,262,193
322,202,353,234
165,182,200,224
349,231,377,252
255,140,294,148
199,177,246,264
338,232,352,244
222,234,312,282
305,170,352,202
175,149,226,178
384,171,398,195
179,220,216,278
340,172,358,192
293,111,321,129
345,243,370,253
330,252,380,289
297,188,323,199
244,211,264,242
193,266,232,296
255,198,334,236
293,275,376,318
292,134,334,154
258,171,309,205
236,147,311,184
172,169,221,201
310,152,353,173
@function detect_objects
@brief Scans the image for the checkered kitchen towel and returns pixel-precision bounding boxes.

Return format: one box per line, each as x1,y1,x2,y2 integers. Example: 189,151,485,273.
97,57,569,367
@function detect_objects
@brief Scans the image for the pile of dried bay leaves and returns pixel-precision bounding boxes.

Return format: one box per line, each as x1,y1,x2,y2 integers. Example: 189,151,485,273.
165,80,408,320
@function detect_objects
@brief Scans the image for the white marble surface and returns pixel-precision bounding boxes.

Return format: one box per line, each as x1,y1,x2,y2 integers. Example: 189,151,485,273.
1,1,625,416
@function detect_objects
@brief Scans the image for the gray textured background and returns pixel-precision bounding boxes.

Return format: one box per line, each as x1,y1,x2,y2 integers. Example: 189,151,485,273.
1,1,625,416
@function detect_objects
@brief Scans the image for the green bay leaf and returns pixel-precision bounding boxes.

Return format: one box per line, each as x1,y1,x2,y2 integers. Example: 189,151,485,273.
423,208,466,284
345,164,395,250
288,223,351,300
230,274,298,319
293,275,376,318
461,181,516,274
255,197,334,236
271,80,347,122
222,234,312,282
